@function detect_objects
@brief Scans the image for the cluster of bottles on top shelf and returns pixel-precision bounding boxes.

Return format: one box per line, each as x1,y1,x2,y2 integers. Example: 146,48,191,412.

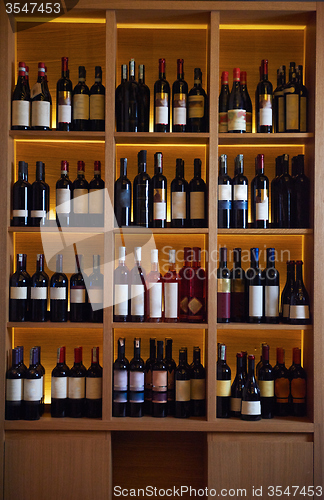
11,159,105,228
218,247,311,325
114,246,206,323
115,151,207,228
219,60,308,133
218,153,309,229
9,253,103,323
113,338,205,418
116,58,208,133
11,58,105,131
217,343,306,420
5,345,102,420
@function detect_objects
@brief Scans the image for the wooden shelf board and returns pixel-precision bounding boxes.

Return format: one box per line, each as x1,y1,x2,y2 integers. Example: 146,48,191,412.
8,226,105,233
9,130,105,141
113,322,207,329
218,228,313,235
217,323,312,330
7,322,103,329
114,132,209,145
113,227,208,234
218,132,314,145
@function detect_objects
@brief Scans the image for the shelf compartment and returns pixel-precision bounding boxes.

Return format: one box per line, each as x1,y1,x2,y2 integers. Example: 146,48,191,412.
217,229,313,235
217,323,312,330
10,130,105,142
113,322,207,329
8,322,103,329
8,226,105,233
115,132,209,144
218,133,314,145
114,227,208,234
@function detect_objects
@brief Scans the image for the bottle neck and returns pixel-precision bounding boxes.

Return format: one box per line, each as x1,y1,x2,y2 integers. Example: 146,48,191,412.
133,340,141,360
118,340,125,360
236,356,244,373
150,340,156,360
36,255,44,273
165,341,172,361
156,342,163,361
193,349,201,365
248,358,255,376
56,255,63,273
295,262,303,282
151,261,158,272
16,254,26,272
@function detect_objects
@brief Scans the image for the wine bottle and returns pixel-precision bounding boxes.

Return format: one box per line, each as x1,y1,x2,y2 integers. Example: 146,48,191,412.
114,158,131,227
51,346,69,418
9,253,30,322
171,158,189,228
68,347,86,418
164,249,179,323
56,160,73,228
152,340,168,418
217,247,231,324
284,62,300,133
5,348,23,420
25,65,30,95
289,347,307,417
89,160,105,227
216,344,231,418
56,57,73,131
263,247,280,324
281,260,295,323
175,348,191,418
130,247,146,322
86,346,102,418
240,71,252,133
31,62,51,130
72,161,89,227
189,158,207,228
30,253,48,322
251,153,269,228
44,68,51,124
12,61,30,130
228,68,246,133
232,154,248,229
271,156,283,228
242,351,248,383
246,247,263,323
289,260,311,325
133,150,151,228
293,155,310,228
273,347,290,416
113,338,129,417
90,66,105,131
23,348,42,420
146,249,162,323
31,161,50,227
126,59,138,132
190,347,205,417
164,338,176,416
218,71,229,133
273,65,286,133
297,65,308,133
113,246,129,322
17,345,27,374
277,153,293,228
72,66,90,131
256,59,273,133
115,64,128,132
241,355,261,421
172,58,188,132
151,152,167,228
50,254,68,322
218,154,232,229
230,352,245,417
12,160,31,227
188,67,208,132
258,344,275,419
179,247,192,322
34,346,45,416
154,58,170,132
144,338,156,415
70,254,88,323
128,338,145,418
88,255,103,323
138,64,150,132
231,248,246,322
188,247,206,323
255,342,267,379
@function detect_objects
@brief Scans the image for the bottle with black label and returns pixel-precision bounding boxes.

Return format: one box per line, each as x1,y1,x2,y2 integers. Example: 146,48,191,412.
218,154,232,229
70,254,88,323
188,67,208,132
9,253,30,322
90,66,105,132
5,348,23,420
128,338,144,418
277,153,293,228
232,154,248,229
31,161,50,227
30,253,48,322
241,355,261,421
175,348,191,418
171,158,189,228
86,346,103,418
113,338,129,417
89,161,105,227
216,343,231,418
133,150,151,228
172,58,188,132
293,155,310,228
56,57,73,131
114,158,131,227
151,152,167,228
51,346,69,418
152,340,168,418
12,61,30,130
113,246,129,323
31,62,51,130
189,158,207,228
190,347,205,417
12,161,31,227
68,347,86,418
154,58,170,132
271,156,283,228
50,254,68,322
230,352,245,417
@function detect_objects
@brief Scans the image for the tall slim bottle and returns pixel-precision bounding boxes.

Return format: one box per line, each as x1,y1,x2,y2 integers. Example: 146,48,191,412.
72,65,90,131
289,347,307,417
31,62,51,130
277,153,293,228
297,65,308,133
251,154,269,228
51,346,69,418
189,158,207,228
231,248,246,322
154,58,170,132
129,339,144,418
133,150,151,228
271,156,283,228
50,254,68,322
86,346,103,418
240,71,252,133
284,62,300,133
23,347,42,420
263,247,280,324
12,61,30,130
164,249,179,323
115,64,128,132
281,260,295,323
246,248,263,323
56,160,73,227
293,155,310,228
273,65,286,133
151,152,167,228
172,59,188,132
171,159,189,228
31,161,50,227
230,352,245,417
56,57,73,131
144,338,156,415
218,71,229,133
179,247,192,322
30,253,48,322
190,347,206,417
5,348,23,420
188,247,206,323
126,59,138,132
89,66,105,131
68,347,86,418
175,348,191,418
218,154,232,229
288,260,311,325
88,255,103,323
70,254,88,323
216,344,231,418
228,68,246,133
241,355,261,421
152,340,168,418
164,338,176,416
113,246,129,322
130,247,146,322
255,59,273,133
188,67,208,132
232,154,248,229
72,161,89,227
12,161,31,227
146,249,163,323
258,344,275,419
9,253,30,322
114,158,131,227
217,247,231,324
112,338,129,417
273,347,290,416
89,160,105,227
138,64,150,132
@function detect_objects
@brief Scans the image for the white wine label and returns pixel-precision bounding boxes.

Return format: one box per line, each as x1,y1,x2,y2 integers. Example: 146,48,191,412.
230,397,242,412
31,101,50,128
31,82,42,99
73,189,89,214
115,284,129,316
89,189,104,215
114,370,128,391
131,284,145,316
88,287,103,304
188,95,204,119
176,379,191,402
31,210,46,218
50,287,66,300
31,287,47,300
216,379,231,397
278,97,285,132
164,282,178,318
152,371,167,391
258,380,274,398
218,184,232,201
13,209,28,218
70,288,86,304
24,378,42,401
259,94,272,126
90,94,105,120
300,97,307,132
234,184,248,201
129,371,145,391
12,100,30,127
188,297,203,315
255,194,269,221
173,93,187,125
10,287,27,300
73,94,90,120
86,377,102,399
190,191,205,220
155,93,169,125
286,94,299,130
290,305,310,320
190,378,206,400
218,111,228,133
6,379,23,401
68,377,85,399
228,109,246,131
148,282,162,318
283,303,290,318
58,104,72,123
246,112,252,133
56,189,71,214
241,400,261,416
172,191,186,219
265,286,279,317
153,188,166,220
249,285,263,317
51,377,68,399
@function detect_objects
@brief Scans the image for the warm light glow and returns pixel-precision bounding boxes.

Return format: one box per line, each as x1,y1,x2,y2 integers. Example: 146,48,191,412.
117,24,208,30
14,139,105,144
117,143,207,148
16,17,105,23
220,24,305,31
218,144,307,148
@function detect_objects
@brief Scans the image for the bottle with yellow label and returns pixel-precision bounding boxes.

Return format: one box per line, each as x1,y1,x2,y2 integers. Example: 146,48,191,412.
216,344,231,418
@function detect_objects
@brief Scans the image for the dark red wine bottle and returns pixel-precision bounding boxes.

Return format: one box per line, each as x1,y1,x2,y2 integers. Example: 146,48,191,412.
288,260,311,325
56,160,73,228
172,58,188,132
154,58,170,132
25,65,30,95
31,62,51,130
9,253,30,322
144,338,156,415
230,352,245,417
263,247,280,324
228,68,246,133
297,65,308,132
5,348,23,420
273,65,286,133
175,348,191,418
189,158,207,228
130,247,146,322
31,161,50,227
89,161,105,227
289,347,307,417
115,64,128,132
218,71,229,133
251,154,269,228
34,346,45,416
126,59,139,132
258,344,275,419
190,346,206,417
113,338,129,417
240,71,252,133
218,154,232,229
293,155,310,228
88,255,103,323
273,347,290,416
133,150,151,228
217,247,231,323
256,59,273,133
70,254,88,322
90,66,105,131
151,152,167,228
51,346,69,418
114,158,131,228
241,355,261,421
271,156,283,228
216,344,231,418
164,338,176,416
138,64,150,132
56,57,72,131
72,66,90,131
23,347,42,420
232,154,248,229
12,161,31,227
230,248,246,322
68,347,86,418
188,67,208,132
277,154,293,228
152,340,168,418
12,61,30,130
246,247,264,323
129,338,145,418
30,253,48,322
113,246,129,322
86,346,103,418
72,161,89,227
171,158,189,228
50,254,68,322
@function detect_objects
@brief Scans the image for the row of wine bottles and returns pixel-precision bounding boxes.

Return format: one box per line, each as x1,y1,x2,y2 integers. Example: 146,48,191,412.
12,59,105,131
5,346,102,420
11,160,105,228
218,60,308,133
114,246,206,323
9,253,103,323
218,247,311,324
116,58,208,133
217,344,306,419
113,338,205,418
218,153,310,229
115,152,207,228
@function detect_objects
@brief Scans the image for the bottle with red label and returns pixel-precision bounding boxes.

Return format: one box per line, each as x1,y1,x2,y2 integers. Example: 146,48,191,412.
228,68,246,133
179,247,192,322
188,247,206,323
273,347,290,416
217,247,231,323
289,347,306,417
218,70,229,133
164,249,179,323
172,58,188,132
